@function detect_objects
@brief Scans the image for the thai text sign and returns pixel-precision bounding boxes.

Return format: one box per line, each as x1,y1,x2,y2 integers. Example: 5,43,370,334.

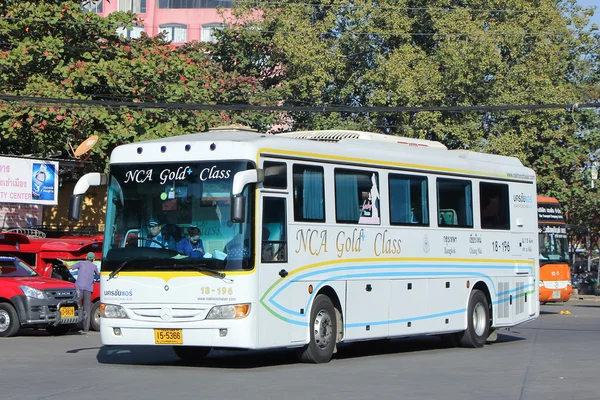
0,156,58,205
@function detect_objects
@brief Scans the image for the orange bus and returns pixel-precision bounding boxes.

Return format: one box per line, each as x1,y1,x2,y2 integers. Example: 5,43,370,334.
537,196,572,303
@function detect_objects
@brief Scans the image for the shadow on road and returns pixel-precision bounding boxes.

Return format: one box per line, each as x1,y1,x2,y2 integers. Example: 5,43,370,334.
94,332,525,369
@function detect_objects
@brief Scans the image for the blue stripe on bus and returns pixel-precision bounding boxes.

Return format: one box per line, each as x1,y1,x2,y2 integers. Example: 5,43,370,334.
264,263,535,326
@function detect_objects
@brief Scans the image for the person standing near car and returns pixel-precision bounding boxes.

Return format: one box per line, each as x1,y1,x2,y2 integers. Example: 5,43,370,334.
68,252,99,333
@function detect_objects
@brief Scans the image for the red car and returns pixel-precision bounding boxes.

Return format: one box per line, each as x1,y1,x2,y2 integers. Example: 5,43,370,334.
0,256,81,337
0,232,102,331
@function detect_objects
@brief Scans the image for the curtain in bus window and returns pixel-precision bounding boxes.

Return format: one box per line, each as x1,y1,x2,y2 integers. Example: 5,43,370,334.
420,180,429,224
336,174,359,222
303,169,324,220
465,184,473,226
390,178,411,223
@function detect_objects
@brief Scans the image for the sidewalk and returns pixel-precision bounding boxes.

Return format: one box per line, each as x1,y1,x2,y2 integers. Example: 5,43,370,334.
569,293,600,302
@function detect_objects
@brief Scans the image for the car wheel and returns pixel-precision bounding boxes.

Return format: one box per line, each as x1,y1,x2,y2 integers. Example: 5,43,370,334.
46,324,75,336
297,294,337,363
172,346,211,361
459,289,490,348
0,303,20,337
90,301,101,332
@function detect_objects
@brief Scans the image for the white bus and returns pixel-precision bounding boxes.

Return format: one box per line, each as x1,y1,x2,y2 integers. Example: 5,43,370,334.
70,127,539,363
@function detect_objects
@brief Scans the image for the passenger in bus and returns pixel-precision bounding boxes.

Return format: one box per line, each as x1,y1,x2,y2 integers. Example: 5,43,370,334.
161,223,180,251
178,226,205,258
262,227,274,262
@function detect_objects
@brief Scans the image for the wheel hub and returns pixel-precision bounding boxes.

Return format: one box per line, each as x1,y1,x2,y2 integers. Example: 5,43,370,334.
313,309,332,349
473,302,487,336
0,310,10,332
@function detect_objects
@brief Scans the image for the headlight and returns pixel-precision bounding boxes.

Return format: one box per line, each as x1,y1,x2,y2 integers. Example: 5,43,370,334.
100,303,129,319
206,304,251,319
19,286,46,300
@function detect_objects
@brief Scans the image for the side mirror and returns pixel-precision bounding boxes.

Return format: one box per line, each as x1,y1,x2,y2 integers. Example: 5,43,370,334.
231,195,246,223
69,195,83,221
69,172,108,222
230,169,263,223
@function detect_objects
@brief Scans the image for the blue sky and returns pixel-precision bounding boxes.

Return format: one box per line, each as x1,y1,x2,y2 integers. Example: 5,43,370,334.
577,0,599,28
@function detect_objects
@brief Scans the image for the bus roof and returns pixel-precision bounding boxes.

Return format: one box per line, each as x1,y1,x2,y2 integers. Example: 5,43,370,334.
110,128,534,182
537,195,560,204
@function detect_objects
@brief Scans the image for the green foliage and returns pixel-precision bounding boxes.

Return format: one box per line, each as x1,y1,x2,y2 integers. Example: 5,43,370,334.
0,0,275,172
212,0,600,248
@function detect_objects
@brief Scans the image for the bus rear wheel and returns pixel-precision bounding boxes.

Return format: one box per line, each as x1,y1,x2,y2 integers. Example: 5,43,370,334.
459,289,489,348
298,294,337,363
172,346,211,362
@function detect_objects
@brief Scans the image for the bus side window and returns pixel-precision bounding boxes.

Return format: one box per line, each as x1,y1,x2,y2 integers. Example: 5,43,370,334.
262,197,287,263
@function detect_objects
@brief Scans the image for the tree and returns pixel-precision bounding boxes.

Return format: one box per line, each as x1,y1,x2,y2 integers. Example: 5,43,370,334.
212,0,600,246
0,0,275,171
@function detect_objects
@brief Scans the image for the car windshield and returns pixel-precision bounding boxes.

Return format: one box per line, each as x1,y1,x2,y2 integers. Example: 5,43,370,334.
0,259,37,277
103,161,255,273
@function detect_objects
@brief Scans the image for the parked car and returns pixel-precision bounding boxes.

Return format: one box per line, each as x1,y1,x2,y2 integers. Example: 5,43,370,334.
0,256,81,337
0,231,102,331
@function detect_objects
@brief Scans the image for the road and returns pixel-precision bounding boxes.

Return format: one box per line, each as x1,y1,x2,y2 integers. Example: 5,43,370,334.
1,300,598,400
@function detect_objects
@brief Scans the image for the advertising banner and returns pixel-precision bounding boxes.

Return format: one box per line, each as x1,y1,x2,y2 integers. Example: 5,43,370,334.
0,156,59,205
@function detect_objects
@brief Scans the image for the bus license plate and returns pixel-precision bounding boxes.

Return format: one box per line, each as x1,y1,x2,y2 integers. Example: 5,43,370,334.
552,290,561,299
60,307,75,318
154,329,183,344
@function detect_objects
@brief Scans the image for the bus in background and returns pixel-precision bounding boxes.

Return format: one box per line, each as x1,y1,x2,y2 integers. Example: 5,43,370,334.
537,196,572,304
69,128,539,364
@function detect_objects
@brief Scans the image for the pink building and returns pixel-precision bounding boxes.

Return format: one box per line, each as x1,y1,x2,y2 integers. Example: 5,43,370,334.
83,0,233,43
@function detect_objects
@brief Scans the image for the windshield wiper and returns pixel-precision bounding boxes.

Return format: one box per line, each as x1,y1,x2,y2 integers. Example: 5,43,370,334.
166,263,229,281
108,257,149,281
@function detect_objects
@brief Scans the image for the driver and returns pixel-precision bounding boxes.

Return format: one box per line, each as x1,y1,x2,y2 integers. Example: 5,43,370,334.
146,218,164,248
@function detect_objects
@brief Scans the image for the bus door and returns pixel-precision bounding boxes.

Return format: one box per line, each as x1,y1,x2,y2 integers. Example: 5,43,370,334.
257,193,302,346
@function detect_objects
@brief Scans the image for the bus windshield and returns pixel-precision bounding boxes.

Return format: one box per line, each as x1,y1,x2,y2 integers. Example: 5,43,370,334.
103,161,254,273
539,229,568,262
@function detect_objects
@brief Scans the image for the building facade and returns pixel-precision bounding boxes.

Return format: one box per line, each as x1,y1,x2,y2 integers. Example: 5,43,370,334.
84,0,234,43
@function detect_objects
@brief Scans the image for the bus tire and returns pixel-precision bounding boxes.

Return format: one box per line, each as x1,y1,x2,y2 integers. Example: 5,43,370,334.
172,346,211,362
0,303,20,337
459,289,489,348
90,301,101,332
298,294,337,363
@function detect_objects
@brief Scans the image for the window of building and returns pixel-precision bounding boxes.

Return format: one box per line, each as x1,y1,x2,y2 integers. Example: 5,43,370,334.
261,197,287,263
389,173,429,226
159,24,188,43
263,161,287,189
158,0,233,8
437,178,473,228
335,169,380,225
82,0,103,13
480,182,510,230
116,25,145,39
202,23,224,42
293,164,325,222
118,0,146,13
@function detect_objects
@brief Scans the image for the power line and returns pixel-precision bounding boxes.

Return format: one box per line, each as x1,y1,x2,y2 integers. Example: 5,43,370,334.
0,94,598,113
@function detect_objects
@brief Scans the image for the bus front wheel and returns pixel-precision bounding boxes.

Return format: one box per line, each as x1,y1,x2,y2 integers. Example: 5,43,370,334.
459,289,489,348
298,294,337,363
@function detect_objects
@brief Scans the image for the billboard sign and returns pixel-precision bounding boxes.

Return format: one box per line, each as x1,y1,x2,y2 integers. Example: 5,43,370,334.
0,156,59,205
